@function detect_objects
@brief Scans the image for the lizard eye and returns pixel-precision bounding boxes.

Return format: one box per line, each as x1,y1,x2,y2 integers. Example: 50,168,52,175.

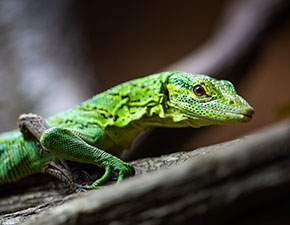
193,85,206,96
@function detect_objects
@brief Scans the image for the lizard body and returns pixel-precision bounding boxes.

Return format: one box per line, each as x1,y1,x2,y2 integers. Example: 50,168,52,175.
0,71,254,188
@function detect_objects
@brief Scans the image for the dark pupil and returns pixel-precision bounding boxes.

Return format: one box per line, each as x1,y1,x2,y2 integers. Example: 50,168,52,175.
196,87,203,94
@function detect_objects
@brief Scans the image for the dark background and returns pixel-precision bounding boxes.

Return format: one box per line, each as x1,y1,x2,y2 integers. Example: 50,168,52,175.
0,0,289,157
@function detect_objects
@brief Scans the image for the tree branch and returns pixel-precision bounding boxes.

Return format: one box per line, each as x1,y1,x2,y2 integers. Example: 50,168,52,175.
2,119,290,224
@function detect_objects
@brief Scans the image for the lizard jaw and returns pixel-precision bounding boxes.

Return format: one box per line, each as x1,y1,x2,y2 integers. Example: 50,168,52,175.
180,105,254,125
168,101,254,126
203,106,254,123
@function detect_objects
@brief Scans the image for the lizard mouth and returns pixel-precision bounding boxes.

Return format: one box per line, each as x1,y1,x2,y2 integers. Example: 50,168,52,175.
203,106,255,122
189,105,254,122
170,101,254,123
240,112,253,120
230,112,253,122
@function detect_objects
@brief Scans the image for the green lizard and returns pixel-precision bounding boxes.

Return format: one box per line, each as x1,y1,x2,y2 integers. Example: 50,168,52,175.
0,71,254,189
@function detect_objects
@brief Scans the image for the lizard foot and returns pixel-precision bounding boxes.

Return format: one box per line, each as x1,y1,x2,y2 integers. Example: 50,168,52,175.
75,184,103,191
115,162,135,183
85,162,135,189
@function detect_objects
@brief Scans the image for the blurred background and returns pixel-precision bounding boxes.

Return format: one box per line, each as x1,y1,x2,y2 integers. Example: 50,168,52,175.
0,0,289,160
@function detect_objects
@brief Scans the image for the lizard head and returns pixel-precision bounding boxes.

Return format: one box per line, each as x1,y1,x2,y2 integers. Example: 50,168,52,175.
165,72,254,127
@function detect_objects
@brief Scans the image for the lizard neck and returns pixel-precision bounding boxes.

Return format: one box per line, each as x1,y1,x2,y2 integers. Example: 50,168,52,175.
105,86,192,150
65,72,189,150
105,99,192,150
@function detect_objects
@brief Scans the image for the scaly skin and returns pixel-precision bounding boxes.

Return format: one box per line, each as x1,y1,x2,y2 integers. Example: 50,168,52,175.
0,71,254,188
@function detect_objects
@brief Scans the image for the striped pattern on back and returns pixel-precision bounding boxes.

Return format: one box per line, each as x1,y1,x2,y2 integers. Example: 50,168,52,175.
0,130,57,184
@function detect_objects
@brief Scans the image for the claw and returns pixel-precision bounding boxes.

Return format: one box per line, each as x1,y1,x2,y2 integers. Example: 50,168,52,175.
76,184,88,192
76,163,135,190
76,183,104,190
76,184,87,188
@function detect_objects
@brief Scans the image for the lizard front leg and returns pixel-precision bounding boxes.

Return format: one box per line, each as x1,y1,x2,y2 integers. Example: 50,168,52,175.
39,127,135,189
18,113,74,187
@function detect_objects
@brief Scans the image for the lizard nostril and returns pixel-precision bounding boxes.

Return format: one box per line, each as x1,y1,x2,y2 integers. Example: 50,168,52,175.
229,99,235,105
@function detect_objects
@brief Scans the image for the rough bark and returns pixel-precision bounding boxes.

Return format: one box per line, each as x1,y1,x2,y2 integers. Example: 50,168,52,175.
1,119,290,224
